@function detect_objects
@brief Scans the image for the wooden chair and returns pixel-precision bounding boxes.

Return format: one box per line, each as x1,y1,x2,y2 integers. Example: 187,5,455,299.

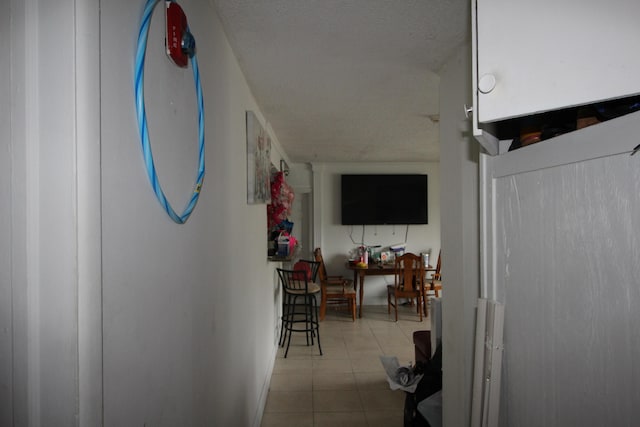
313,248,357,321
387,252,426,322
429,250,442,298
295,259,321,282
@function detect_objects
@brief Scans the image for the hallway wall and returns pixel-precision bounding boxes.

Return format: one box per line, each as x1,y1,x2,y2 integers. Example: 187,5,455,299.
2,0,284,425
101,1,282,425
438,42,480,426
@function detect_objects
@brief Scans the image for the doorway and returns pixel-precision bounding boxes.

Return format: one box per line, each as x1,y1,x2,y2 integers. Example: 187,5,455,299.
290,190,312,260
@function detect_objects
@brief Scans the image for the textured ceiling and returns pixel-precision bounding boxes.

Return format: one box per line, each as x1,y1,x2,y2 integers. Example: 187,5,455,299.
212,0,470,163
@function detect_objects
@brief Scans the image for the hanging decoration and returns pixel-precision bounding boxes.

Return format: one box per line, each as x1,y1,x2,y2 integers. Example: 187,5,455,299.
267,171,294,230
134,0,205,224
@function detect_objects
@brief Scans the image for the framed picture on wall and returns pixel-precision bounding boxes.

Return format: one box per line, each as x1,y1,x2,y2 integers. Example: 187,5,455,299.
246,111,272,204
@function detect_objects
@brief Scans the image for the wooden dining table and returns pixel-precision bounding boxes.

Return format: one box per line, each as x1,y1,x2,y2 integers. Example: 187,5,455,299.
347,262,436,318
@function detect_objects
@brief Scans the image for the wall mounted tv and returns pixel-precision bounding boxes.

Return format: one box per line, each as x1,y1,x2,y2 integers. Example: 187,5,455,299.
341,174,428,225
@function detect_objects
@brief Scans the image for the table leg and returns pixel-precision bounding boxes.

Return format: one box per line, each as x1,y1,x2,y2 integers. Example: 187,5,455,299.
352,270,358,294
352,270,359,317
358,273,365,318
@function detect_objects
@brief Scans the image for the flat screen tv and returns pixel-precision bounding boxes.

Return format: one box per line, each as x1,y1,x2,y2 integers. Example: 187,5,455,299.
341,174,428,225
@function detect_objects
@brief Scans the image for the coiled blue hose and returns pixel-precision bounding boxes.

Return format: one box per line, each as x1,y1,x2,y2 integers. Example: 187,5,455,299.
135,0,205,224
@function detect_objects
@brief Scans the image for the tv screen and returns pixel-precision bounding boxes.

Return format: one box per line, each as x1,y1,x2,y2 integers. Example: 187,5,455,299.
341,174,428,225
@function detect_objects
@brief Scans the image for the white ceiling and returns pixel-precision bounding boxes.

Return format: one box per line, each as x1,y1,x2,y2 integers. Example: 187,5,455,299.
212,0,470,163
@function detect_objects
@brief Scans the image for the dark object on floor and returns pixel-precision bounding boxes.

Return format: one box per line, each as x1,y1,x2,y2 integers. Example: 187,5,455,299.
404,331,443,427
413,330,432,365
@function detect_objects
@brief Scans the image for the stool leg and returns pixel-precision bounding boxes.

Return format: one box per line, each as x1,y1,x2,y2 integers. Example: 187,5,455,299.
283,292,323,358
284,317,293,358
282,294,294,357
305,295,312,346
279,293,290,347
312,294,322,356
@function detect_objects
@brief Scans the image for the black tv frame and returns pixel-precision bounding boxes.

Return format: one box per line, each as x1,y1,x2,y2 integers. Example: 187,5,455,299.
340,174,428,225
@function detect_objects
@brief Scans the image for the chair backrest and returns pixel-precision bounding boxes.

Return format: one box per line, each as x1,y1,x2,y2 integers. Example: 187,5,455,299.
313,248,329,282
433,249,441,280
295,259,320,282
277,268,311,294
394,252,424,292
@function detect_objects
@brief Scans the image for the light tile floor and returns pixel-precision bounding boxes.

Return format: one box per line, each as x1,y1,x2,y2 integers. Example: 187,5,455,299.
261,304,431,427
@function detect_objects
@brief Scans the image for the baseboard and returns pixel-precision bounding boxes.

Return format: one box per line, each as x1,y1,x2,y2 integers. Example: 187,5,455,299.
252,339,278,427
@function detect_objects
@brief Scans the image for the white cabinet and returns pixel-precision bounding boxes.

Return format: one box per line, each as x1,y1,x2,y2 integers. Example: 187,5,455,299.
480,109,640,427
471,0,640,155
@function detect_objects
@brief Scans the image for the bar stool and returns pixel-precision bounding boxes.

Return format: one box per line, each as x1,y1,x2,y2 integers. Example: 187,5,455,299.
278,260,321,346
277,267,322,358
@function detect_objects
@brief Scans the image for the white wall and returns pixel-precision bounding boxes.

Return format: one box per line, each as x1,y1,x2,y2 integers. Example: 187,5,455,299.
101,1,282,425
439,42,480,427
3,0,283,425
310,162,440,305
4,1,86,424
0,3,13,425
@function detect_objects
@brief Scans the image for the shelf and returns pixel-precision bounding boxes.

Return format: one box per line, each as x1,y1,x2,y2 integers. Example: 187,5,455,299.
488,110,640,178
268,256,293,263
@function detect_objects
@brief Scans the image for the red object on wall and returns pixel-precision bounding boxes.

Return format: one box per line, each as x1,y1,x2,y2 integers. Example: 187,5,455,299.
267,172,295,229
165,1,189,67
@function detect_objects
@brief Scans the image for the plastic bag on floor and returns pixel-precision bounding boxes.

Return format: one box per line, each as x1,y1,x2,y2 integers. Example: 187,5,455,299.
379,355,423,393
